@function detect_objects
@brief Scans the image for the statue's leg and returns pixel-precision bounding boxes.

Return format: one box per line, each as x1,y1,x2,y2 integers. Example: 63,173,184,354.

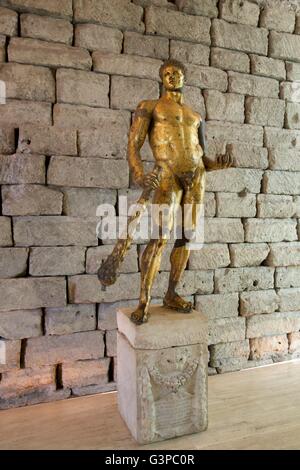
164,168,206,313
131,166,182,325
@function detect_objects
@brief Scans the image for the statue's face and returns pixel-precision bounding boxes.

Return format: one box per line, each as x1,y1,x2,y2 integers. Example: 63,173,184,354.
162,65,185,91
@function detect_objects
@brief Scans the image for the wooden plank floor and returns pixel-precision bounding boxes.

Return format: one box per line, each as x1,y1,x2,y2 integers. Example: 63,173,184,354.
1,361,300,450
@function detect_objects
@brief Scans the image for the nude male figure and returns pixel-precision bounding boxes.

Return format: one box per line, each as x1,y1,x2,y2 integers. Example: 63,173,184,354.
127,59,233,325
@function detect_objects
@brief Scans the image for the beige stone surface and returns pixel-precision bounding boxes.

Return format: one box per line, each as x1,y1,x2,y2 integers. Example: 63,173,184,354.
0,365,55,399
257,194,297,219
229,243,270,267
186,64,227,92
176,0,218,17
210,47,250,73
276,266,300,289
212,19,268,55
246,312,300,339
93,52,161,81
0,216,12,246
125,32,169,60
118,305,207,349
1,0,73,19
260,5,295,32
216,192,256,218
195,293,239,320
219,0,259,26
228,72,279,98
62,358,110,388
204,90,244,123
29,246,86,276
208,317,246,345
250,55,286,80
0,100,52,127
0,127,15,155
20,14,73,44
0,277,66,311
240,290,280,317
75,24,123,53
266,242,300,267
18,126,77,156
57,69,109,108
45,304,96,335
170,40,210,66
0,153,45,184
245,97,285,128
0,309,42,339
0,6,18,36
269,31,300,61
215,267,274,293
62,188,117,217
2,184,63,216
245,219,297,243
226,144,268,169
210,340,250,368
0,247,28,278
111,76,159,111
189,243,230,270
117,305,208,443
0,339,20,373
269,148,300,171
250,335,289,361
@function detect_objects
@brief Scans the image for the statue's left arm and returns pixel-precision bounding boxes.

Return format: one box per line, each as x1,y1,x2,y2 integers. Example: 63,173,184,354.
198,119,234,172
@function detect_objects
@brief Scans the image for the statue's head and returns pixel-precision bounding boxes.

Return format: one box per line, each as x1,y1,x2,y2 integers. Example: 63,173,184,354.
159,59,186,92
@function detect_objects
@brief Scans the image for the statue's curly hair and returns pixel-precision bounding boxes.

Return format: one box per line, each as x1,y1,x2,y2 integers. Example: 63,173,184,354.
159,59,187,80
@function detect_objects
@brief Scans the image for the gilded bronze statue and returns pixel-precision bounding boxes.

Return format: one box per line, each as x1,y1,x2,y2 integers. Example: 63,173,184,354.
98,59,233,325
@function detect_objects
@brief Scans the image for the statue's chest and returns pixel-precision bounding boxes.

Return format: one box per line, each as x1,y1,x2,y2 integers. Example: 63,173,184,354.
153,101,200,128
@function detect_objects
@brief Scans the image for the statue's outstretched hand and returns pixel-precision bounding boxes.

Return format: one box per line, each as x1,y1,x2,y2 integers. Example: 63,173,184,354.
216,152,234,169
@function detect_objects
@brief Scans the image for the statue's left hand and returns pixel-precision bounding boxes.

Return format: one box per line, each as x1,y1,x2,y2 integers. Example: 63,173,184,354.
216,152,234,169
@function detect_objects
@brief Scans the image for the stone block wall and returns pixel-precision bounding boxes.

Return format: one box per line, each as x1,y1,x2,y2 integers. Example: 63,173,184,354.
0,0,300,409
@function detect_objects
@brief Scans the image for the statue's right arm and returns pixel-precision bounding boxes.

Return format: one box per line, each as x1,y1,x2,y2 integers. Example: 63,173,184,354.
127,100,155,187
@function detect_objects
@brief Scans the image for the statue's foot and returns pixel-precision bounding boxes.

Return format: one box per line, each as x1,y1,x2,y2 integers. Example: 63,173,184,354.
130,305,149,325
163,292,193,313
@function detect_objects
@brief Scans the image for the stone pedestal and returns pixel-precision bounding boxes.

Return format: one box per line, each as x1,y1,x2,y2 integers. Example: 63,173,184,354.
117,305,208,444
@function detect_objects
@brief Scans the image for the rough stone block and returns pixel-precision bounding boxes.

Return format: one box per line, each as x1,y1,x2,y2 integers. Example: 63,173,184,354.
245,96,285,127
98,299,141,331
210,47,250,73
77,114,130,158
257,194,296,218
111,76,159,111
186,64,227,92
0,308,42,339
220,0,260,26
0,388,70,410
0,6,17,36
0,34,5,62
226,144,268,169
184,86,206,117
29,247,85,276
285,102,300,130
125,32,169,60
86,245,138,274
106,330,117,357
75,24,122,53
170,40,209,66
250,335,288,361
260,5,295,33
8,37,92,70
176,0,218,17
269,148,300,171
0,339,20,373
48,156,129,189
0,365,55,398
0,277,66,311
286,61,300,81
20,13,73,44
195,293,239,320
73,0,144,33
45,304,96,335
57,68,109,108
263,170,300,195
71,382,116,397
269,31,300,61
0,247,28,278
189,244,230,270
2,184,62,215
280,81,300,103
246,312,300,338
208,317,246,345
204,90,244,123
93,52,161,81
279,288,300,312
1,0,73,19
229,243,270,267
204,218,244,243
13,216,98,247
0,216,12,246
215,267,274,293
53,104,130,131
62,188,117,217
206,168,263,193
250,54,286,80
212,19,268,55
216,192,256,218
206,121,264,146
215,357,248,373
240,290,280,317
210,340,250,368
276,266,300,289
0,154,45,184
0,127,15,155
245,218,297,243
18,126,76,156
25,331,104,367
62,358,109,388
0,100,52,127
264,127,300,149
69,274,141,304
266,242,300,267
145,5,211,44
228,72,279,98
288,332,300,354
